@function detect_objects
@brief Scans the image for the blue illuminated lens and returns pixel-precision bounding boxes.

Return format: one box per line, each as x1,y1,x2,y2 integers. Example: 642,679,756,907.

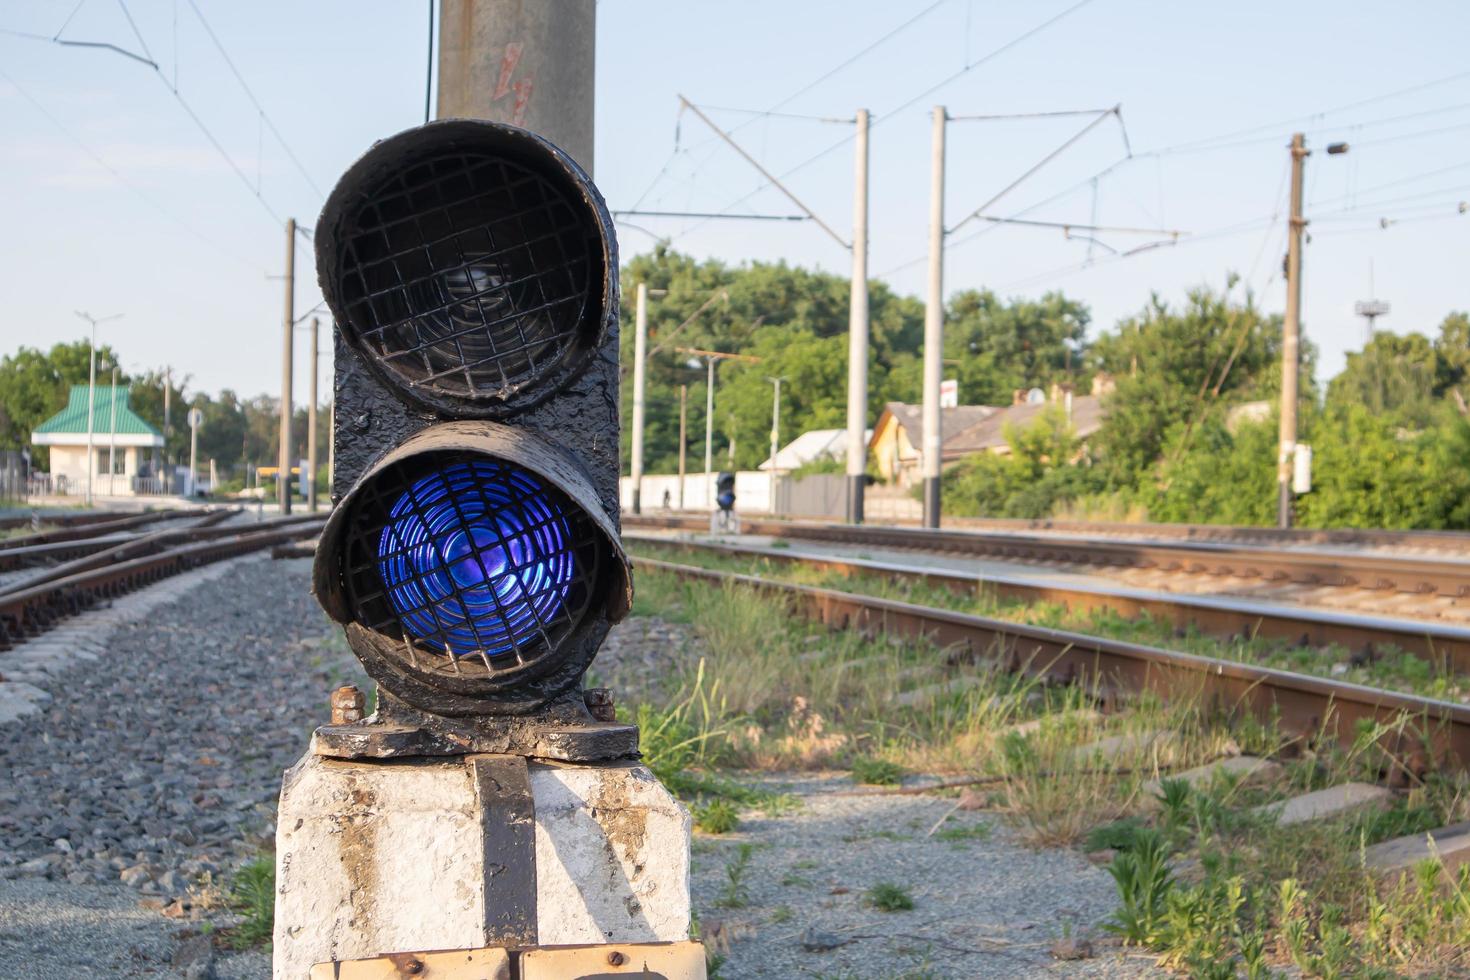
376,460,577,659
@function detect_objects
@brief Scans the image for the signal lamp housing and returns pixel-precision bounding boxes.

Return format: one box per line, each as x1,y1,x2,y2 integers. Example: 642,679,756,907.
315,119,616,418
314,422,631,717
313,119,628,741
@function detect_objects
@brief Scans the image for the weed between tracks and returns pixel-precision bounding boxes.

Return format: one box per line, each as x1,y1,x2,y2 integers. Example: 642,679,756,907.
629,564,1470,976
629,541,1470,703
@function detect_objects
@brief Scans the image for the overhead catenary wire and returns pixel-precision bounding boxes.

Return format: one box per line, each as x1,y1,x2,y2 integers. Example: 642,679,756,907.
666,0,1101,244
0,62,268,275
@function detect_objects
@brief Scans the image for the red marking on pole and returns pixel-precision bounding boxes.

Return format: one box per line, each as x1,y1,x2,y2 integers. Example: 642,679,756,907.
511,76,535,125
493,42,524,100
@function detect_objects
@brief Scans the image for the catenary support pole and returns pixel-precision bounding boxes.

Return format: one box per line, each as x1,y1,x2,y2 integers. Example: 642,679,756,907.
921,106,947,529
678,384,687,511
307,316,319,513
1278,133,1308,529
845,107,870,524
162,367,171,495
107,365,118,496
436,0,595,174
279,218,295,514
704,359,715,511
630,282,648,514
769,376,783,515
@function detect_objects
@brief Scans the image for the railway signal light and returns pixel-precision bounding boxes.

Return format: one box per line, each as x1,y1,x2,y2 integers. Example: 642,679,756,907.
716,471,736,512
310,119,632,724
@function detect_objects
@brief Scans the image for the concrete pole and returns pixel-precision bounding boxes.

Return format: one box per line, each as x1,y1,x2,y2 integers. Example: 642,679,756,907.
189,418,199,496
704,359,715,511
677,384,687,511
630,282,649,514
162,367,171,495
921,106,947,529
769,377,783,516
845,107,871,524
308,317,320,513
279,218,295,515
107,365,119,496
436,0,595,175
85,324,96,506
1277,133,1308,529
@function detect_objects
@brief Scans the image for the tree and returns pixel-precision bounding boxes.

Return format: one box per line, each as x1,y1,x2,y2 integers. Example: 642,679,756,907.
1088,284,1293,486
941,405,1101,519
936,289,1088,406
1325,331,1440,428
0,340,123,468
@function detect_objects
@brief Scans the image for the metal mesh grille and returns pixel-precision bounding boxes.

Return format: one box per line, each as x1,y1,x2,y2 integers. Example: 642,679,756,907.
341,454,604,670
337,150,596,401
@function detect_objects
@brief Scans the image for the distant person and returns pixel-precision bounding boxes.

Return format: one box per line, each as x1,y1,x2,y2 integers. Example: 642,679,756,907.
662,488,672,511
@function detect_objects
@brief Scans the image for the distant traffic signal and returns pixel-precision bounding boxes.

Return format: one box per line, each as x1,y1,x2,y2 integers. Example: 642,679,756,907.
716,471,736,513
310,120,631,718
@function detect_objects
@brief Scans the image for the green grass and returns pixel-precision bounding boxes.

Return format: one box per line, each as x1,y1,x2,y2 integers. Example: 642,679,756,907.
864,881,915,912
933,820,992,843
627,540,1469,701
695,799,740,834
850,757,905,786
716,844,754,909
227,856,275,949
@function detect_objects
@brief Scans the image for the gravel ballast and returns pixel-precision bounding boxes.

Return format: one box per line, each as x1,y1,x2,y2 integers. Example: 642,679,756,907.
0,555,1160,979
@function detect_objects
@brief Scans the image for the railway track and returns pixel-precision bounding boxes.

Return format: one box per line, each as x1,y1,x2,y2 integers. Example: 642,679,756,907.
626,532,1470,673
624,514,1470,600
0,513,326,650
636,555,1470,775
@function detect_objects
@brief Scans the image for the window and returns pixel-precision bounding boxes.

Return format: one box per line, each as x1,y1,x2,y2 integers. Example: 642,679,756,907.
96,450,125,475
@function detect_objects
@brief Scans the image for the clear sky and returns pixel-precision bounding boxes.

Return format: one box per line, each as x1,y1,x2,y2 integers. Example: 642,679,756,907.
1,0,1467,404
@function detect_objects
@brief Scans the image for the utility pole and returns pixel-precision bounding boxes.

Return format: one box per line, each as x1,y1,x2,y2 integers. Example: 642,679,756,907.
107,365,119,496
162,366,172,495
307,316,320,512
630,282,649,514
845,107,871,524
436,0,595,173
279,217,296,514
1277,133,1308,529
921,106,947,529
677,384,688,511
704,359,715,511
768,376,784,516
74,311,122,507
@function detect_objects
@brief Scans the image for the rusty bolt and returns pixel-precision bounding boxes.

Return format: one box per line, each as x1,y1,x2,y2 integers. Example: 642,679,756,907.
388,953,424,975
584,688,616,723
607,950,627,966
330,685,366,725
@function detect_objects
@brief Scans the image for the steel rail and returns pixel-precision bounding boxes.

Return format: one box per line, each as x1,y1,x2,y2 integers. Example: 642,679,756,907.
0,509,138,533
0,516,326,649
622,515,1470,598
627,534,1470,673
0,508,211,555
638,556,1470,770
0,508,239,572
0,511,321,597
941,515,1470,554
626,512,1470,553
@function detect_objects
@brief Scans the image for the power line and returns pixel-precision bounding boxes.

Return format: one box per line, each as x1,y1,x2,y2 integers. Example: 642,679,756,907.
669,0,1101,243
0,63,268,274
182,0,325,197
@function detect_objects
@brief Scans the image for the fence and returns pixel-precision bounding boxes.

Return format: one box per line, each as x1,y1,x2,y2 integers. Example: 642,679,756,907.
0,452,26,507
620,472,922,521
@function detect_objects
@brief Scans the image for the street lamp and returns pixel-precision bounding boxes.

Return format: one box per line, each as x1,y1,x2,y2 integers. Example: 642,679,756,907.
74,311,124,507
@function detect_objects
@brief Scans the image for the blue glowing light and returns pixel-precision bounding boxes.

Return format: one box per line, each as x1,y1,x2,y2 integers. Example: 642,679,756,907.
376,460,577,659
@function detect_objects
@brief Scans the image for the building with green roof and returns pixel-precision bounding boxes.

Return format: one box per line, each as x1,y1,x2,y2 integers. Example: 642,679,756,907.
31,385,165,497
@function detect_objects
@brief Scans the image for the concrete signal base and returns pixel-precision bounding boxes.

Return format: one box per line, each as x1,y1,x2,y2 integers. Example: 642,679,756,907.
272,752,693,980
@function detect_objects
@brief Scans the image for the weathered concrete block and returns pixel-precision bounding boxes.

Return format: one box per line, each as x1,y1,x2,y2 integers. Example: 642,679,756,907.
1363,820,1470,880
273,753,690,980
1253,781,1393,826
1143,755,1280,797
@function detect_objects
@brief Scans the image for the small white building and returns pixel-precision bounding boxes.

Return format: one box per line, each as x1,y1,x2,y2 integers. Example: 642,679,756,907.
31,385,165,497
